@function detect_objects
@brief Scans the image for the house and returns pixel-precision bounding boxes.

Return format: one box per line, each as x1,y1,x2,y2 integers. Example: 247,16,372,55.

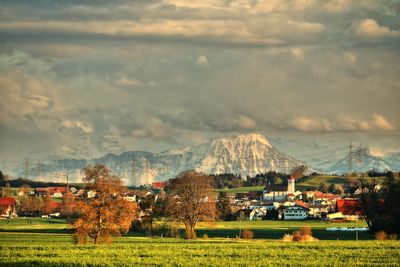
308,204,330,219
249,207,267,220
0,197,17,218
151,181,166,189
48,187,67,197
263,185,288,201
35,188,49,197
282,200,309,220
336,198,363,218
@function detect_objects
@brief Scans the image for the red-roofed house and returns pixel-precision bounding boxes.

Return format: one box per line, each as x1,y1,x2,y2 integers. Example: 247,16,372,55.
151,182,166,190
283,200,309,220
336,198,363,216
0,197,17,218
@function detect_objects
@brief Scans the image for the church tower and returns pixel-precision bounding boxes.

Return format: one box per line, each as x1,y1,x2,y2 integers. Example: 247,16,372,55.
288,175,295,194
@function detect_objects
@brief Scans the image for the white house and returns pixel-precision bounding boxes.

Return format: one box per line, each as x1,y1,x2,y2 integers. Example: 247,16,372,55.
282,201,309,220
263,185,288,201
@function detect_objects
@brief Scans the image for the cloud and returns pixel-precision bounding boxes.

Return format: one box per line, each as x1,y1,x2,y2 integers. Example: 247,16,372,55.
290,47,304,60
324,0,381,13
353,19,400,39
289,117,331,132
0,1,399,163
195,55,209,66
341,52,357,64
371,114,395,130
234,115,256,130
114,78,141,87
62,120,94,134
97,133,125,154
287,114,395,133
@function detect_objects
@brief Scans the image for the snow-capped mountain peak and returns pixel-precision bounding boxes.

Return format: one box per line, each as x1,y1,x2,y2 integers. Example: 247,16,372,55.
14,133,311,185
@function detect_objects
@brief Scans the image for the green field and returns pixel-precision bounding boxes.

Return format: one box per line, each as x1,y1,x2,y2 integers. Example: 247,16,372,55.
216,186,265,194
297,175,348,188
0,217,373,240
1,219,399,266
1,233,400,266
214,175,348,194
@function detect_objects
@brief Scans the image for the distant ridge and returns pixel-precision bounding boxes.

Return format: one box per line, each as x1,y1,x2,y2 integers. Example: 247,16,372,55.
15,133,311,185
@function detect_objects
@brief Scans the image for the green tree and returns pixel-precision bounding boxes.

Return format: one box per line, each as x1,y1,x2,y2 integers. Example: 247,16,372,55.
216,192,231,221
359,173,400,234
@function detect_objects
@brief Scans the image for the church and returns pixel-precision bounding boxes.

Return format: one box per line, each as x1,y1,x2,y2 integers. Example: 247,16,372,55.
262,175,297,201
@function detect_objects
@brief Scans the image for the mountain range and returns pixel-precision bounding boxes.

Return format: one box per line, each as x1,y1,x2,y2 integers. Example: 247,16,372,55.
10,133,400,185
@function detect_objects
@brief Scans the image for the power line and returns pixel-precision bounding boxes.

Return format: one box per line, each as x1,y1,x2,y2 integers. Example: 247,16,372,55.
130,157,136,187
24,158,30,179
37,160,41,181
348,140,353,173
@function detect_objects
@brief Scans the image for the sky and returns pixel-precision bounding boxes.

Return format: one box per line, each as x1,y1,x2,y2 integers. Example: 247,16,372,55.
0,0,399,168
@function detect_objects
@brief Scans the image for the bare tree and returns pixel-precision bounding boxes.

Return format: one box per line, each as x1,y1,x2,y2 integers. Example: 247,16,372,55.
166,171,216,239
291,165,307,179
74,164,137,244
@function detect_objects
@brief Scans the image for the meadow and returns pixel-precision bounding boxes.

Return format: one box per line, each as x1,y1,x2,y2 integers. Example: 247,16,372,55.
1,218,400,266
1,233,400,266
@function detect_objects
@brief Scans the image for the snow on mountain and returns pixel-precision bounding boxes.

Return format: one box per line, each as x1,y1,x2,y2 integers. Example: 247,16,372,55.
269,137,348,172
17,134,310,185
326,146,391,174
384,152,400,171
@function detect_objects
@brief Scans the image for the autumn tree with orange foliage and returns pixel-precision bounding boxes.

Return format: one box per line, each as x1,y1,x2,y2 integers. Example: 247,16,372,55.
61,191,76,219
74,164,137,244
166,171,216,239
42,193,55,215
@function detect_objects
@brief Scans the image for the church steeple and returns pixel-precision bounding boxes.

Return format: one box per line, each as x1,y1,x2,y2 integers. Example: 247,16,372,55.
288,175,295,194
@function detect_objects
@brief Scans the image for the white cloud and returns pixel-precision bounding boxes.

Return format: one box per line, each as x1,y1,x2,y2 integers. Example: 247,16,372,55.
235,115,256,129
114,78,141,87
62,120,94,134
353,19,400,39
196,55,209,66
290,47,304,60
371,114,395,130
289,117,331,132
288,114,395,132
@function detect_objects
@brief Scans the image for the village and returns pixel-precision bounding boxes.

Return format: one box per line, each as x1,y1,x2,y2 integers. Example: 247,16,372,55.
0,174,364,226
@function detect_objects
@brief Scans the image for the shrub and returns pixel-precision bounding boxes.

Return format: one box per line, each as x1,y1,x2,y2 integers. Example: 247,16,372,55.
202,234,209,240
375,231,387,241
388,233,397,240
299,226,312,236
242,230,254,239
282,234,293,242
282,226,317,242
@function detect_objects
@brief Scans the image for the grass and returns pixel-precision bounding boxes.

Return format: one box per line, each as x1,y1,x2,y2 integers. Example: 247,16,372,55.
1,218,372,240
297,175,348,188
216,186,264,194
1,233,400,266
214,175,348,194
1,218,398,266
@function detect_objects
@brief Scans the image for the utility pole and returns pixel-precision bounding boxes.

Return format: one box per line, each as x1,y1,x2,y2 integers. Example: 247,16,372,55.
355,218,358,241
348,140,353,174
66,172,69,192
37,160,41,181
144,159,150,185
130,158,136,187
